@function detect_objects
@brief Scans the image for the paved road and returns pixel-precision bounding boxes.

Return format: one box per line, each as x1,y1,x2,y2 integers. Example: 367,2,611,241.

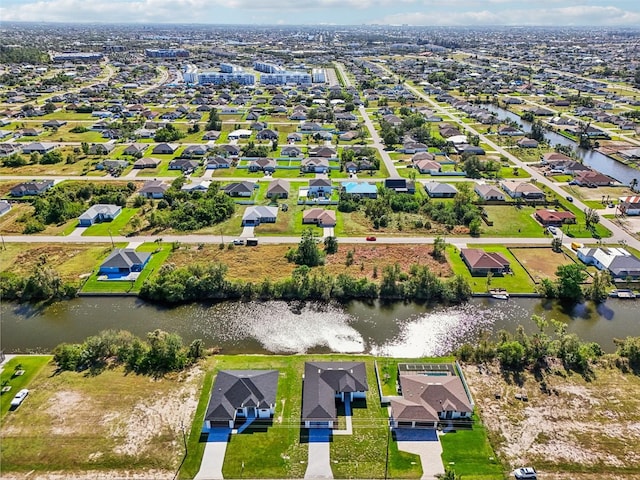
358,105,399,177
0,233,572,247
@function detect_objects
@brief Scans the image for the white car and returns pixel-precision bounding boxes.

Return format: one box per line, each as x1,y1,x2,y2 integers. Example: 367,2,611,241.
514,467,537,479
232,239,245,246
547,226,557,234
10,389,29,407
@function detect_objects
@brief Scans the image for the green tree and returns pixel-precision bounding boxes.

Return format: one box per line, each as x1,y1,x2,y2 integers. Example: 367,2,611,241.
586,270,611,303
497,340,526,370
551,236,563,253
555,264,587,302
323,236,338,254
291,228,324,267
432,236,446,261
584,208,600,230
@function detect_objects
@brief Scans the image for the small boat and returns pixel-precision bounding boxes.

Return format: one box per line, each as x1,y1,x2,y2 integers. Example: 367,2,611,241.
489,288,509,300
609,289,636,299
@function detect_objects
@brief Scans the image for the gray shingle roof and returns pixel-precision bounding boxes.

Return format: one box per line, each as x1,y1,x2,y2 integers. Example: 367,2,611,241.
205,370,279,422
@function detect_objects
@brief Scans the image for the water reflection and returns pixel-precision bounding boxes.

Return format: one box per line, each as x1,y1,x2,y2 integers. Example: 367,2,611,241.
1,297,638,355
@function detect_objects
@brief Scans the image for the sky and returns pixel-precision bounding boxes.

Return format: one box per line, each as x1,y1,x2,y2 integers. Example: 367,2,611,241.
1,0,639,26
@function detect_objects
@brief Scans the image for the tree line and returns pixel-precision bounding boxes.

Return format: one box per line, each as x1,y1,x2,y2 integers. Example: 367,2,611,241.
53,329,205,375
457,314,640,377
139,261,472,304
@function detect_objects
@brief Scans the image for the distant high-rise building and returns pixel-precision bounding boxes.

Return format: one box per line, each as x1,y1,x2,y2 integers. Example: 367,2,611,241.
198,71,255,85
312,68,326,83
253,61,285,74
145,48,189,58
51,52,104,63
182,64,199,84
220,63,244,73
260,71,312,85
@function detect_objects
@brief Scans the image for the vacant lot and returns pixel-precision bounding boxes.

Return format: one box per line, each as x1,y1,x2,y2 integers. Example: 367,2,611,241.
165,243,453,283
481,205,546,238
1,357,203,479
0,243,113,285
463,361,640,480
509,247,575,282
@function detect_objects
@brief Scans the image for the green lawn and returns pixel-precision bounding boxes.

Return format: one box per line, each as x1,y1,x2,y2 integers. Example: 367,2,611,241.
1,356,51,418
80,242,172,293
440,415,504,480
480,206,546,237
180,355,426,480
81,208,139,236
447,244,536,293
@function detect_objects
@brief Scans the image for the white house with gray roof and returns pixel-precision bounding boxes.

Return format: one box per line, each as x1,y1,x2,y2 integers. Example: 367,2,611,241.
78,204,122,226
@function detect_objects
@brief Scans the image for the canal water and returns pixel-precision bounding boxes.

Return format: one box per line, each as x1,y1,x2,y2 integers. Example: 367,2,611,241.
1,297,637,355
483,104,639,186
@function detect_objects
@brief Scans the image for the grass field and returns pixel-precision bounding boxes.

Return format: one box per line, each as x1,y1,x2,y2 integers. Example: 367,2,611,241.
0,243,114,285
480,205,547,237
447,244,537,293
0,356,51,418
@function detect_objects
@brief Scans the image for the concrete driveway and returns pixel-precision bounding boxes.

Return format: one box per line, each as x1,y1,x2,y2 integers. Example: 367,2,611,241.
305,429,333,479
240,226,255,237
395,429,445,480
194,428,231,480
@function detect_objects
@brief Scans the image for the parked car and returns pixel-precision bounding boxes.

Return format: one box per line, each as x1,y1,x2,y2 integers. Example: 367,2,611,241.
566,196,573,202
232,239,245,246
547,226,557,234
514,467,537,479
10,389,29,408
366,236,377,241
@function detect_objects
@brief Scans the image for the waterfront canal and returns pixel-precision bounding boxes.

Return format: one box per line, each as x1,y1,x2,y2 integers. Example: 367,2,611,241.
1,297,637,355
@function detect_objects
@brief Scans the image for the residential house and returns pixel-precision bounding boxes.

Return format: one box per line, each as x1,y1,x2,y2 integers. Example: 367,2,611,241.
10,179,54,197
389,364,473,429
182,145,209,157
455,144,486,155
517,138,539,148
577,247,640,279
475,184,505,201
401,142,428,154
43,119,67,128
223,181,255,197
501,181,544,199
498,125,524,136
308,178,333,197
573,170,614,187
309,146,336,158
152,143,179,155
205,156,231,169
287,132,303,143
0,200,12,216
256,129,278,140
424,182,458,198
618,196,640,216
242,205,278,226
301,362,368,429
415,159,442,174
220,144,241,157
204,370,278,429
535,209,576,226
89,143,115,155
21,142,56,154
248,157,277,173
133,157,161,169
139,180,170,199
281,145,302,157
384,178,415,194
181,180,212,193
97,159,128,171
266,179,289,199
99,248,151,276
301,157,330,174
460,248,511,275
168,159,199,172
21,128,41,136
302,208,337,227
228,129,252,140
342,181,378,199
202,130,221,141
78,204,122,226
123,143,148,156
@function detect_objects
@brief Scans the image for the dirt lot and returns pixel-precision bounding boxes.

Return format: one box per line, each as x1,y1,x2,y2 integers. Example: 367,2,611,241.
463,361,640,479
1,361,203,479
166,243,452,282
509,247,575,282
